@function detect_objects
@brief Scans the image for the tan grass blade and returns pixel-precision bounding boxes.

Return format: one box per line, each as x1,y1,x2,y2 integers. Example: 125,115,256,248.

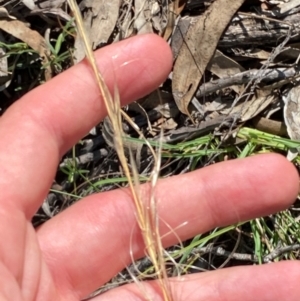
67,1,173,300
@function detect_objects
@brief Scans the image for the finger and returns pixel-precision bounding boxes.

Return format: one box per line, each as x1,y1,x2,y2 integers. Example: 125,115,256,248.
37,154,299,299
0,34,172,217
93,261,300,301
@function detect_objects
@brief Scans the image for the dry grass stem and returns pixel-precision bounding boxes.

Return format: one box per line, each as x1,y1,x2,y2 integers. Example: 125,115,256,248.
67,1,173,300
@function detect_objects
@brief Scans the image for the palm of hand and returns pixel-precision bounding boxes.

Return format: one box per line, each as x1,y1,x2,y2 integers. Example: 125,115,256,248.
0,35,299,301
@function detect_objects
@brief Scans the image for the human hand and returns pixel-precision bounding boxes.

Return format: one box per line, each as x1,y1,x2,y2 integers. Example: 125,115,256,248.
0,34,299,301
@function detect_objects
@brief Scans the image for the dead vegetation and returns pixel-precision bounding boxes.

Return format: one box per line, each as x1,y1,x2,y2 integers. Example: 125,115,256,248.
1,0,300,299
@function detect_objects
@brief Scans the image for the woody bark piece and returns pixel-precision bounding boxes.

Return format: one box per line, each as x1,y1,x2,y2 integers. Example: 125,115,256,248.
219,12,298,48
252,116,287,137
173,12,300,50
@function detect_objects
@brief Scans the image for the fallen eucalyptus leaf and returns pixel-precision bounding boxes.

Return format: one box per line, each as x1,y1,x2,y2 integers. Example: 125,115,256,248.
74,0,120,62
172,0,245,116
0,19,52,80
282,85,300,161
221,88,278,122
208,50,245,95
0,31,11,91
283,84,300,141
278,0,300,15
134,0,154,34
31,0,66,9
163,0,187,40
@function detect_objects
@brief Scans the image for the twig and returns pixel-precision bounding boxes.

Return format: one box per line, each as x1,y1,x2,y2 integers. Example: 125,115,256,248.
196,67,299,98
264,244,300,263
193,243,300,263
59,149,108,168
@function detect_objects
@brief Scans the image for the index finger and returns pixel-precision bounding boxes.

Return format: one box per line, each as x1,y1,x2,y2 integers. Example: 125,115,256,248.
0,34,173,217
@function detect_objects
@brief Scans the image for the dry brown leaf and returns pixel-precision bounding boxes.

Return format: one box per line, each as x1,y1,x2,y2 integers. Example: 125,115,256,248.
283,84,300,160
208,50,245,95
236,48,271,60
283,84,300,141
150,1,164,34
170,15,191,59
134,0,153,34
273,46,300,62
139,90,179,118
84,0,120,45
163,0,187,40
113,1,134,41
222,88,277,122
172,0,245,116
277,0,300,15
74,0,120,62
0,19,52,80
0,31,11,91
33,0,66,9
30,7,72,22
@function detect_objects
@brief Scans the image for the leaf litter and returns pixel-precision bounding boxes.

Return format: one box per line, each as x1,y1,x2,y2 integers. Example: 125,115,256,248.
172,0,245,117
2,0,300,299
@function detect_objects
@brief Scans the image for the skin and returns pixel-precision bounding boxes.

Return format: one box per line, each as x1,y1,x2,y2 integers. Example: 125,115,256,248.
0,34,299,301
